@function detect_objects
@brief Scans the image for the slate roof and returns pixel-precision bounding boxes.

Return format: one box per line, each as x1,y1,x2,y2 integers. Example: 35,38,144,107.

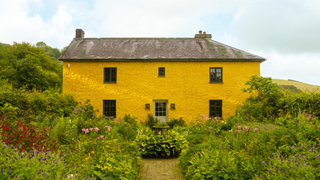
59,38,266,62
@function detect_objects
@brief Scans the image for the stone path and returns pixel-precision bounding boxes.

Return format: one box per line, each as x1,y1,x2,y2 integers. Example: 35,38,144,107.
139,158,184,180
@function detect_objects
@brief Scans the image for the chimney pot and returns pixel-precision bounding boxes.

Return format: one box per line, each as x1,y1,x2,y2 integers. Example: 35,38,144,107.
76,29,85,39
194,30,212,39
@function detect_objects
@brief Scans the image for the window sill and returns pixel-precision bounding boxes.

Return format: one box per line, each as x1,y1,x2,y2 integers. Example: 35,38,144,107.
209,82,223,84
103,82,117,84
158,76,165,78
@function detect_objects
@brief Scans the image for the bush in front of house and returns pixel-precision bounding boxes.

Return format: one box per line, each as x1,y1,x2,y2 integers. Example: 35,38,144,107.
135,128,188,158
167,117,186,129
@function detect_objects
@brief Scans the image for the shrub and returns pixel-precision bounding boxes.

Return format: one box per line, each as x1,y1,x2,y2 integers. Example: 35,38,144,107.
135,129,188,158
115,114,139,141
167,117,186,129
144,113,159,129
76,127,141,180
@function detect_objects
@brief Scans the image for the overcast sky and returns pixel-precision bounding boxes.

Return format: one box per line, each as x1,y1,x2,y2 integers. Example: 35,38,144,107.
1,0,319,85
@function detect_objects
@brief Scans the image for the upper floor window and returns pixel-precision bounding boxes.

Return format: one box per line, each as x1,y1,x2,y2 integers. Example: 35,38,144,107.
210,68,222,83
158,67,165,77
209,100,222,118
104,68,117,83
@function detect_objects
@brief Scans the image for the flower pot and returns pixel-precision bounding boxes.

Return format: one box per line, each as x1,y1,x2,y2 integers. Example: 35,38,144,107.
152,126,170,135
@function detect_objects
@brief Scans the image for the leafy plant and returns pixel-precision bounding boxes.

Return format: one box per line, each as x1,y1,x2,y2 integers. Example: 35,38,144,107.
167,117,186,129
154,122,168,127
0,116,60,153
135,129,188,158
144,113,159,129
0,143,85,180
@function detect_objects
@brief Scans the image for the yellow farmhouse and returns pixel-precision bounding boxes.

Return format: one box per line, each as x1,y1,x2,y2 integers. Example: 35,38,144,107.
59,29,265,123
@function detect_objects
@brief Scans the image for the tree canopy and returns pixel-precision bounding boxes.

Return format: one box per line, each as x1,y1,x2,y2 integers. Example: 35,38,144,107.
0,42,63,91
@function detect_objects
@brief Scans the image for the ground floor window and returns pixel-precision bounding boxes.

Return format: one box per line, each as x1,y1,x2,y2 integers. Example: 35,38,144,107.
209,100,222,118
103,100,116,118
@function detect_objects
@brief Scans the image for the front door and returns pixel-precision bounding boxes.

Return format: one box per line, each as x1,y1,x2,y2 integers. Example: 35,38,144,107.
153,100,168,123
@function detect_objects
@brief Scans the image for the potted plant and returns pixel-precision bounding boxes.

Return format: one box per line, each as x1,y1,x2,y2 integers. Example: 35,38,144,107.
152,122,169,135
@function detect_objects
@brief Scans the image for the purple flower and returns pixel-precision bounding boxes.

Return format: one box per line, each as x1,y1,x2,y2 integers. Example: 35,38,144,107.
296,168,298,171
262,161,265,164
1,169,3,173
257,175,260,177
270,169,272,172
8,171,11,175
316,156,318,159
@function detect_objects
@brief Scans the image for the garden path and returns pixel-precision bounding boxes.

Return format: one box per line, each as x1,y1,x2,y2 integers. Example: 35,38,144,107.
139,158,184,180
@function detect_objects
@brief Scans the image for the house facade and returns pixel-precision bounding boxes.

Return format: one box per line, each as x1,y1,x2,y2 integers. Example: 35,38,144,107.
59,29,265,123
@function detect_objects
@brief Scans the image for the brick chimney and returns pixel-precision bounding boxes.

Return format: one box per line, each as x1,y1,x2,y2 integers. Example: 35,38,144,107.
75,29,85,39
194,30,212,39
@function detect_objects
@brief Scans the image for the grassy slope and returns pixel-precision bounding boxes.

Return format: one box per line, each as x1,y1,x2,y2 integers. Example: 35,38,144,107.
272,79,320,92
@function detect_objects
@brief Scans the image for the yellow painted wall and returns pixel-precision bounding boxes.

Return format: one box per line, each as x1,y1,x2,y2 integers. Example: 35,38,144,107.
63,61,260,123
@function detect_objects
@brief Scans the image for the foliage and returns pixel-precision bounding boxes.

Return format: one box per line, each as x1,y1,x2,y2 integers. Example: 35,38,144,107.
167,117,186,129
237,76,320,122
135,129,188,158
0,42,62,90
144,113,159,129
154,122,168,127
115,114,139,141
239,75,282,121
0,83,80,120
0,143,84,180
278,85,302,93
255,141,320,179
75,126,141,180
0,116,60,153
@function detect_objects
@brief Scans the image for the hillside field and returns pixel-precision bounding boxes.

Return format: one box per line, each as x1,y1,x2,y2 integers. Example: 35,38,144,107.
272,78,319,92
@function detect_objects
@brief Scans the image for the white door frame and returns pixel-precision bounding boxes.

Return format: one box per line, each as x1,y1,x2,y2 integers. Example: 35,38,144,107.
153,100,168,123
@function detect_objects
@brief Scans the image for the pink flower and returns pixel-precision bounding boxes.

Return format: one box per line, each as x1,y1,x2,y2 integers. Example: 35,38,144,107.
254,128,258,132
95,127,99,131
90,128,93,131
244,126,248,131
113,116,120,121
97,137,100,139
82,128,85,132
238,126,241,130
214,117,220,120
85,129,89,134
206,117,211,120
100,135,104,138
201,115,206,118
238,130,242,133
107,126,110,131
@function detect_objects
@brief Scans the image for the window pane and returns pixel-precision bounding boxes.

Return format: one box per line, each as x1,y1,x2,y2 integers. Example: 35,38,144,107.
103,100,116,118
209,100,222,118
104,68,117,83
159,67,165,76
210,68,222,83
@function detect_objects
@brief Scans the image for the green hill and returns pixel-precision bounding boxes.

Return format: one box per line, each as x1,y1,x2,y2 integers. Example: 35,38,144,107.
272,79,320,93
